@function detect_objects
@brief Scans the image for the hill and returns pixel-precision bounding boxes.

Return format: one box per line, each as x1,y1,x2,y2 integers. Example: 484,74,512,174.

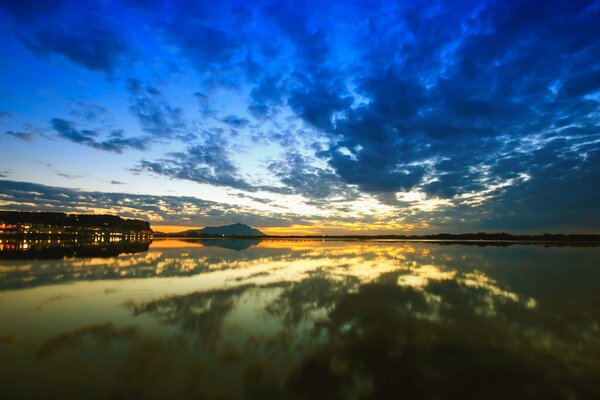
181,223,265,237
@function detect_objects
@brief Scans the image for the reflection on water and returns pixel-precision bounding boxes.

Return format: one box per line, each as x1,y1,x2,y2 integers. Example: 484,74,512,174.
0,237,151,260
0,239,599,399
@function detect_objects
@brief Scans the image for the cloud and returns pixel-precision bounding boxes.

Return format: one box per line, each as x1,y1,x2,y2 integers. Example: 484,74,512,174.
43,80,192,154
136,129,294,195
248,74,287,119
0,0,66,20
193,92,215,118
155,0,258,86
0,180,305,228
21,24,126,73
136,130,253,190
54,170,85,180
1,1,127,73
562,69,600,97
220,115,250,128
126,79,189,140
268,151,357,202
50,118,148,153
5,130,34,141
238,0,599,231
68,100,109,123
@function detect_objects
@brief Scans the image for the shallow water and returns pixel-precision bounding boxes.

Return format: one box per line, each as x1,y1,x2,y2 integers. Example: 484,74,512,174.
0,238,599,399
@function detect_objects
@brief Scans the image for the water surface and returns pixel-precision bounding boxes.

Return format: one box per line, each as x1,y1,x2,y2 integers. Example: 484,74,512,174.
1,239,599,399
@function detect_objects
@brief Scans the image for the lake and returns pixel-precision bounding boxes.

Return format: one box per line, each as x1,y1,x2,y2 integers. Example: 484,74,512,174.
1,238,599,399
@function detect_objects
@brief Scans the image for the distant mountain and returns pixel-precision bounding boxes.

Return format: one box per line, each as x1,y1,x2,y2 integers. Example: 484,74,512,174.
182,223,265,237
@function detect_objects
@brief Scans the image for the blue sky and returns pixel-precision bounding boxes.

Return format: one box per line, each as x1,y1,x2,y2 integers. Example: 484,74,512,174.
0,0,599,234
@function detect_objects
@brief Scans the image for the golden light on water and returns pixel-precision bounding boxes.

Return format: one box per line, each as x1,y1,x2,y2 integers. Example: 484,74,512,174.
149,239,205,248
0,239,599,398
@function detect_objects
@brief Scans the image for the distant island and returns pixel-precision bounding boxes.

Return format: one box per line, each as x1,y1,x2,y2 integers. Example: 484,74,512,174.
0,210,152,240
177,223,266,237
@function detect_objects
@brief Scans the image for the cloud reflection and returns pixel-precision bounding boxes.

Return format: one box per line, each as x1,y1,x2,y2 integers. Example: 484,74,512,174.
1,241,599,398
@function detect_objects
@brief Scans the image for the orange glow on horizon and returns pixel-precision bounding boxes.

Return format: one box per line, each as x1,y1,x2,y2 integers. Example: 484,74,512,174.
261,225,325,236
153,222,428,236
262,222,426,236
151,225,199,233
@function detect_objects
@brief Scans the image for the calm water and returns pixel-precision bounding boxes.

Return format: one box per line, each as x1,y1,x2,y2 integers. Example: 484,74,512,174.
0,238,599,399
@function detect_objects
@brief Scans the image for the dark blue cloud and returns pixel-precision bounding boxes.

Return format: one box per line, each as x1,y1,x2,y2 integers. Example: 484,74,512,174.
126,79,188,140
562,69,600,97
1,0,128,73
0,0,65,20
136,128,293,194
136,129,254,191
144,0,259,87
489,139,600,229
244,0,600,218
220,115,250,128
268,151,357,202
21,24,126,73
248,74,286,119
50,118,147,153
68,101,109,123
5,130,34,142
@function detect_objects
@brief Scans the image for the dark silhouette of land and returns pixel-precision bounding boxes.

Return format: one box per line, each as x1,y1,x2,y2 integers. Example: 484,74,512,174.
157,228,600,244
2,211,599,244
0,210,152,238
180,223,265,237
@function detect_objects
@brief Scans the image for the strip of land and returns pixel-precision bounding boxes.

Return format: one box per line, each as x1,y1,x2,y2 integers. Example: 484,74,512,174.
2,211,599,243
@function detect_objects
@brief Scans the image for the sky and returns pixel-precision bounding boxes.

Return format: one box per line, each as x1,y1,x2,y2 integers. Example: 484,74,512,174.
0,0,599,234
